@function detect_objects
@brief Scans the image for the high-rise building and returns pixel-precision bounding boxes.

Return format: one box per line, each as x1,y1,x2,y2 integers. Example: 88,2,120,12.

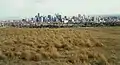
38,13,40,17
78,14,81,18
91,17,95,21
83,14,86,19
35,15,39,22
55,13,62,22
53,16,57,22
58,15,62,22
37,13,41,22
45,16,48,22
48,15,52,22
40,16,43,22
43,16,46,22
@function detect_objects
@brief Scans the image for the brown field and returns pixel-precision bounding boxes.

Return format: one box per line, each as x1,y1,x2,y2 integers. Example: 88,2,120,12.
0,27,120,65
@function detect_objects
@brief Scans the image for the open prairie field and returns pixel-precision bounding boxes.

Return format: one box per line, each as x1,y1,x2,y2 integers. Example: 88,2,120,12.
0,27,120,65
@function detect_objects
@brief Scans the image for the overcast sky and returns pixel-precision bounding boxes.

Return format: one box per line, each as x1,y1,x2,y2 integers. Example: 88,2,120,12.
0,0,120,19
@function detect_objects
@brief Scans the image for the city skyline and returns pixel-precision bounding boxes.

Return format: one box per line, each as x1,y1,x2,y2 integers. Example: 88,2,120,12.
0,0,120,19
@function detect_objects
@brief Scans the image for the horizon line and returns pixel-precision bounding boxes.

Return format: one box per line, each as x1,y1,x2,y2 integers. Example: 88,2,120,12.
0,14,120,20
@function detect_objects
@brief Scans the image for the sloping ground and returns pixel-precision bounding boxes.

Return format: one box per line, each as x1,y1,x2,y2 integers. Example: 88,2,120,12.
0,27,119,65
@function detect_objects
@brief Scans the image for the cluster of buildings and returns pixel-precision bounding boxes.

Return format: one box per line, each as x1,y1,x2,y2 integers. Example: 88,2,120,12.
0,13,120,27
22,13,120,23
22,13,62,23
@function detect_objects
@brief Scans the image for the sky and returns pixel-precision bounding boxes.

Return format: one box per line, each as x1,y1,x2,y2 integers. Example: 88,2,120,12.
0,0,120,19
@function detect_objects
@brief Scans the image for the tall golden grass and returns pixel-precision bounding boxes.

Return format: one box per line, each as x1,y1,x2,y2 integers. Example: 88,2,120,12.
0,28,109,65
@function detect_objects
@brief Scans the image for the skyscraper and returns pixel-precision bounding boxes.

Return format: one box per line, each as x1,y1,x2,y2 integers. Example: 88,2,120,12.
91,17,95,21
55,13,62,22
38,13,40,17
53,16,57,22
43,16,46,22
35,15,39,22
37,13,41,22
48,15,52,22
78,14,81,18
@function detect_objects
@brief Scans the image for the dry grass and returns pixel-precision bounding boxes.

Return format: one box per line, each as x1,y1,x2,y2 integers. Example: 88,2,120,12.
0,27,120,65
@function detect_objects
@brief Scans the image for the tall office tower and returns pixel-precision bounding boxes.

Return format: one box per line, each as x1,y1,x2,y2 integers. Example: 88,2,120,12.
38,13,40,17
39,16,42,22
91,17,95,21
55,13,62,22
83,14,86,19
45,16,48,22
72,16,75,19
53,16,57,22
40,16,43,22
71,16,76,21
77,14,81,21
48,15,52,22
59,15,62,22
37,13,40,22
43,16,46,22
98,16,101,22
94,17,99,23
35,15,39,22
78,14,81,18
87,16,91,22
58,15,62,22
51,16,54,22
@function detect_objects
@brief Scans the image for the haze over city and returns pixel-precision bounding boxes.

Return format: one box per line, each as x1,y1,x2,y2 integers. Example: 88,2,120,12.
0,0,120,19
